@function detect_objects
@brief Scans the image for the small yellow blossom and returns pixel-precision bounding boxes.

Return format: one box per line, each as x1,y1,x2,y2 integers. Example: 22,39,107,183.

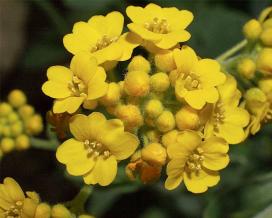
56,112,139,186
204,76,249,144
42,53,108,114
63,12,141,65
0,177,40,217
126,3,193,49
165,131,229,193
173,46,226,109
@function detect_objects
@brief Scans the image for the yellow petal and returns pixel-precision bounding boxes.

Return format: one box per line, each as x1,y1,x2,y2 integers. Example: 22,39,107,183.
166,159,186,177
201,137,229,154
173,47,198,74
56,139,95,176
106,11,124,37
0,184,13,203
87,67,108,100
63,33,90,55
106,132,139,160
183,169,220,193
165,175,183,190
21,198,38,218
164,9,193,30
42,81,71,99
70,54,98,84
155,30,191,49
83,155,117,186
145,3,163,18
167,131,201,159
218,123,246,144
53,97,84,114
92,42,122,64
4,177,25,201
126,5,148,23
127,23,162,41
0,197,12,210
118,32,142,61
47,66,73,83
88,15,108,35
224,107,250,127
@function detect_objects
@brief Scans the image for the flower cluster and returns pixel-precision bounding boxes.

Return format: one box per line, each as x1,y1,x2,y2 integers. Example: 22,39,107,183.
0,90,43,157
0,177,94,218
42,3,254,193
234,7,272,136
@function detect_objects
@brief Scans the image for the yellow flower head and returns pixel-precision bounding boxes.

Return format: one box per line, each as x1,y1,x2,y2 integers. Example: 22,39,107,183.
126,3,193,49
204,75,250,144
0,177,40,217
63,12,141,65
165,131,229,193
173,46,226,109
42,53,108,114
56,112,139,186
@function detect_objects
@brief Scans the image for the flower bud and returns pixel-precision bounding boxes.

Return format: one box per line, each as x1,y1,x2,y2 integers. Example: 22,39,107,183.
10,121,23,136
83,100,98,110
8,89,27,108
115,104,143,129
100,82,121,106
18,104,34,119
258,78,272,101
1,137,15,153
244,88,267,114
2,126,11,137
175,106,200,130
35,203,51,218
156,111,175,132
124,71,150,97
0,103,12,117
260,28,272,46
15,134,30,150
162,130,178,147
154,51,176,72
150,72,170,92
141,143,167,166
237,58,256,79
25,114,43,135
128,55,151,73
144,99,164,118
146,130,160,143
51,204,72,218
243,19,262,40
8,112,19,123
256,48,272,74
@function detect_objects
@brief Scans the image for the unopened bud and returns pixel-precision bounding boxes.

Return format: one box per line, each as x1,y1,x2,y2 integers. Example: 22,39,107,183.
156,111,175,132
141,143,167,166
124,71,150,97
115,104,143,129
144,99,164,118
1,137,15,153
243,19,262,40
8,89,27,108
0,103,12,117
35,203,51,218
175,106,200,130
154,51,176,72
237,58,256,79
100,82,121,106
128,55,151,73
51,204,72,218
162,130,178,147
146,130,160,143
150,72,170,92
256,48,272,75
260,28,272,46
15,134,30,150
18,104,34,119
25,114,43,135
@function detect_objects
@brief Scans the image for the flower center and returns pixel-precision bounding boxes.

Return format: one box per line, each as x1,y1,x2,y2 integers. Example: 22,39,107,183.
68,76,87,98
4,200,23,217
180,72,202,91
185,148,204,172
144,17,170,34
213,102,225,132
91,35,119,52
84,139,111,159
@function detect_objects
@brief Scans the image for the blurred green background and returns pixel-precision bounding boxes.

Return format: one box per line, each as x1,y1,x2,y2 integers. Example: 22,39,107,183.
0,0,272,217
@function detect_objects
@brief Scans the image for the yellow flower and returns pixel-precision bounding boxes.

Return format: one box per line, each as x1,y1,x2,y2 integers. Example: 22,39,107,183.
0,177,40,217
56,112,139,186
63,12,141,65
165,131,229,193
42,53,108,114
204,76,250,144
173,46,226,109
126,3,193,49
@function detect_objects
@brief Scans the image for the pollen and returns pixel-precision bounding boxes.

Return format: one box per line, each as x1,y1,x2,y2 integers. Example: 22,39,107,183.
144,17,170,34
84,139,111,159
213,102,225,132
68,76,87,97
4,200,23,217
186,149,205,172
91,35,119,52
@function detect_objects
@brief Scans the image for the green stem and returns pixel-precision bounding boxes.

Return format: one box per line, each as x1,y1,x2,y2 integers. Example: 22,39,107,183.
30,137,58,151
216,39,247,62
66,185,93,214
31,0,68,35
